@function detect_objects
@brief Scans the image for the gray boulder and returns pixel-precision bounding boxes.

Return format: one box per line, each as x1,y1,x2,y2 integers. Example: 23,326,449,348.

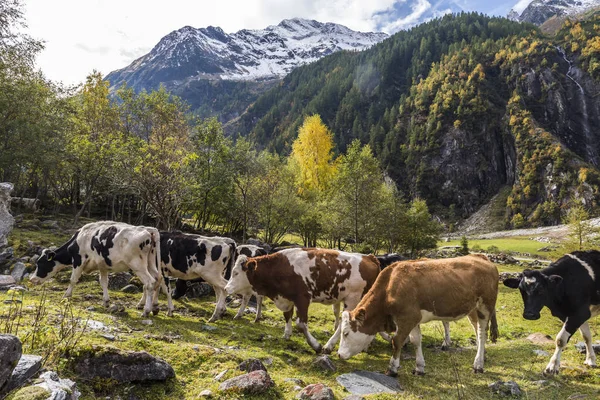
121,284,140,294
72,346,175,383
0,335,22,390
219,370,274,395
1,354,42,394
489,380,522,397
297,383,335,400
0,275,16,290
238,358,267,373
313,355,336,372
108,272,133,290
10,262,27,282
574,341,600,354
0,247,14,268
0,183,14,249
40,220,59,230
36,371,79,399
186,282,214,298
336,371,403,395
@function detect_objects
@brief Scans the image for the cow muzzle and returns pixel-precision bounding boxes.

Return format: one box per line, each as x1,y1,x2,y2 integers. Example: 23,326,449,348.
523,312,540,320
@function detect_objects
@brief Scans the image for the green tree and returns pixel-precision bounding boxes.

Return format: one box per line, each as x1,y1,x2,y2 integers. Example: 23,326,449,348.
401,198,442,257
330,140,384,246
460,235,469,255
562,200,599,252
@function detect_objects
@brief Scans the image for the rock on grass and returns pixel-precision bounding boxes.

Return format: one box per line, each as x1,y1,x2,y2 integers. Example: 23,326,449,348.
297,383,335,400
219,370,274,395
0,334,22,389
72,346,174,383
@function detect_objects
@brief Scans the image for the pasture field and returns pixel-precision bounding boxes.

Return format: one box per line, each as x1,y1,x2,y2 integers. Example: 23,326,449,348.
441,237,554,258
1,263,599,400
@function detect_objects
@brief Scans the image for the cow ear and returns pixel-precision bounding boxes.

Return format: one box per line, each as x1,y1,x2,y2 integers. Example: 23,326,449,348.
246,260,257,272
46,251,56,261
354,308,366,326
503,278,520,289
548,275,563,286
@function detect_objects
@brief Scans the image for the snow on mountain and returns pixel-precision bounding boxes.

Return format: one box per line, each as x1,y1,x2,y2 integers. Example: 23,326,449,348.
508,0,600,25
106,18,388,90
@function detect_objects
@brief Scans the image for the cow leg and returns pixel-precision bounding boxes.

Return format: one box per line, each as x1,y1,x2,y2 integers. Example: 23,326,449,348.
254,295,263,323
387,314,420,377
473,309,489,373
545,311,590,375
131,260,156,317
579,322,597,368
160,275,174,317
332,302,341,330
409,325,426,375
441,322,451,350
64,266,84,299
203,274,228,322
295,298,322,353
99,269,110,308
234,295,251,320
283,307,294,339
137,291,146,310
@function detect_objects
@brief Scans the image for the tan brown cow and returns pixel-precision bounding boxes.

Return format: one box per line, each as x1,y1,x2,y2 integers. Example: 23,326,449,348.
338,254,499,375
225,248,380,353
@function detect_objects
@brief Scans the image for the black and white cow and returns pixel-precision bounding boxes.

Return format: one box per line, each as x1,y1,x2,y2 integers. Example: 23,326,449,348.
154,232,236,322
504,251,600,374
30,221,162,317
234,244,268,322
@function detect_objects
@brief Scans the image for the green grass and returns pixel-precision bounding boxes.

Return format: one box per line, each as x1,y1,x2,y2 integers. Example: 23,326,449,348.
3,219,599,399
441,237,553,257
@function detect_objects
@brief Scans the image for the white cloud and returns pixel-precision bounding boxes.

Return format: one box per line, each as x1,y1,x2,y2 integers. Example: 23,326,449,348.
375,0,433,32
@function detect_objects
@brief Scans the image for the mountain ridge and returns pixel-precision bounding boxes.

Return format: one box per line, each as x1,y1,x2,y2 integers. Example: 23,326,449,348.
509,0,600,24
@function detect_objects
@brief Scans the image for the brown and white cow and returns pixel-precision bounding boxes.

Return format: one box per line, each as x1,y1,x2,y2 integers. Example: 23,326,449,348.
338,254,499,375
225,248,380,353
30,221,162,317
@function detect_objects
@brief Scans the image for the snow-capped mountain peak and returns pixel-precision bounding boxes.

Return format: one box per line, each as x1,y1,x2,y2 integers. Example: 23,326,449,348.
106,18,388,91
509,0,600,25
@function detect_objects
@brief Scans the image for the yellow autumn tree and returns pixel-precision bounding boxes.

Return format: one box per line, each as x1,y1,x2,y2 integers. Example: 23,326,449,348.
291,114,336,192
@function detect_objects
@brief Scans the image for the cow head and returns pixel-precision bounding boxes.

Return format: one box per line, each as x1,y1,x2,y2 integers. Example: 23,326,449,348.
225,255,255,296
503,269,563,320
30,249,67,284
338,308,375,360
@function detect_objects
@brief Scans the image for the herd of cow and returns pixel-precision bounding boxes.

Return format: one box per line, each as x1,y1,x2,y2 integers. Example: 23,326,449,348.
29,221,599,377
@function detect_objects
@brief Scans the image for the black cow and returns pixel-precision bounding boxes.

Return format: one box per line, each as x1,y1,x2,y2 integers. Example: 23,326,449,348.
155,232,236,321
504,251,600,374
376,253,408,269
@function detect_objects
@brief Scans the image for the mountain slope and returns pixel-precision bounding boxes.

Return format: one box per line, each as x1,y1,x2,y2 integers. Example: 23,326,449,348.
105,18,387,121
230,12,600,227
509,0,600,24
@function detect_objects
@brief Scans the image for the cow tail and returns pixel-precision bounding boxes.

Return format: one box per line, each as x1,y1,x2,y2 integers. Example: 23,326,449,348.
224,242,236,281
489,310,499,343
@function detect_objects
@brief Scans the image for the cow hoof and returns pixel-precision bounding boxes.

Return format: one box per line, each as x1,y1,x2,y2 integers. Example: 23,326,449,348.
233,315,242,320
152,308,160,316
136,304,144,310
543,368,559,376
473,367,484,374
313,345,323,354
412,369,425,376
321,347,332,355
385,370,398,378
441,345,449,351
167,310,174,317
253,318,262,324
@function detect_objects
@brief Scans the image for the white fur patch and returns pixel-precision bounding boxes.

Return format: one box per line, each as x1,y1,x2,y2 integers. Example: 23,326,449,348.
524,277,536,284
566,254,596,281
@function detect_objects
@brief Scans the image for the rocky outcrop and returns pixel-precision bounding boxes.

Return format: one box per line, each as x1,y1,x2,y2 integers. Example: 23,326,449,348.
0,335,22,391
72,346,175,383
489,380,522,397
509,0,600,25
0,183,14,249
35,371,79,400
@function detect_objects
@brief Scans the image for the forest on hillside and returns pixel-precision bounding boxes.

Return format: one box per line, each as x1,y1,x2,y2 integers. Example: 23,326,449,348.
232,12,600,228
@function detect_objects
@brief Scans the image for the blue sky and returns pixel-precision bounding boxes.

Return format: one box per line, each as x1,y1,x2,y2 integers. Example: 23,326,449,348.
23,0,530,85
